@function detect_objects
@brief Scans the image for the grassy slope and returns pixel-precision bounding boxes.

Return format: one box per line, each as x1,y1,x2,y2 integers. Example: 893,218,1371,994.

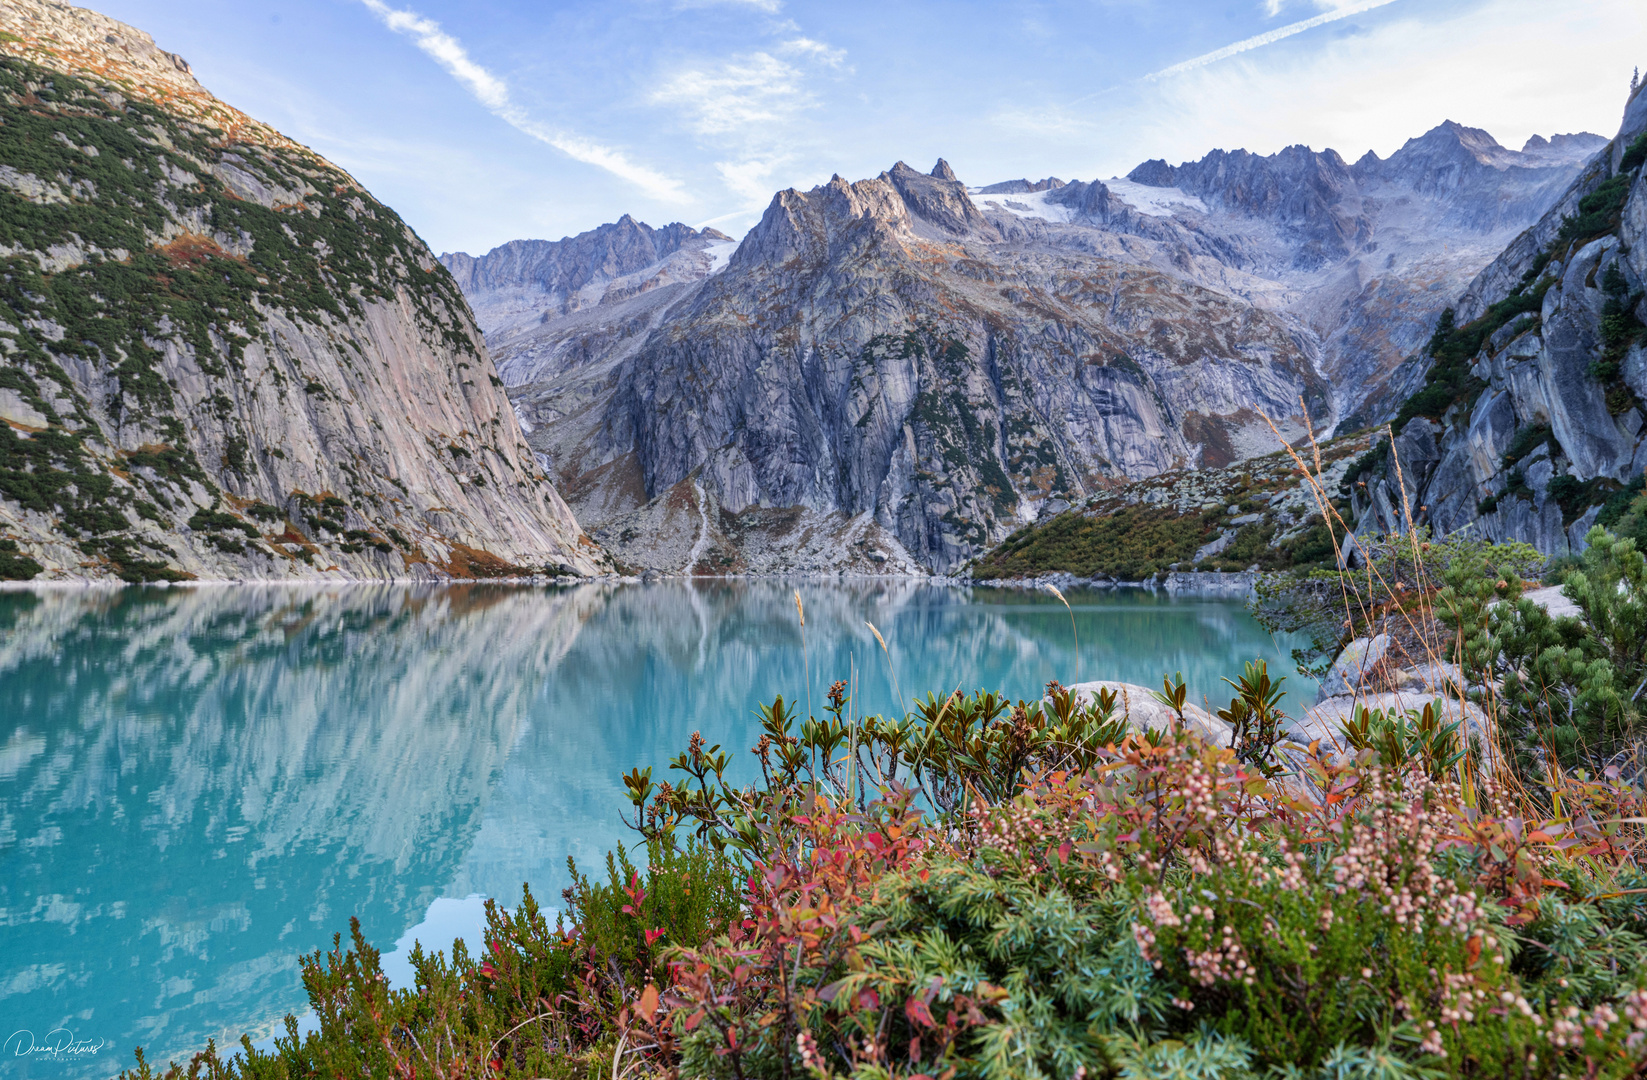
972,432,1369,581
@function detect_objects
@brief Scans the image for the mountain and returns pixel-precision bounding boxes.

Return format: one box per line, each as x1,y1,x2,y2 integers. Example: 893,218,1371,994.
1351,85,1647,557
449,127,1600,574
0,0,608,582
482,159,1335,575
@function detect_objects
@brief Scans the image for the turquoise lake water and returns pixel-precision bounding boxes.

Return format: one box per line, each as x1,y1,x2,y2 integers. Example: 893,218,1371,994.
0,581,1314,1077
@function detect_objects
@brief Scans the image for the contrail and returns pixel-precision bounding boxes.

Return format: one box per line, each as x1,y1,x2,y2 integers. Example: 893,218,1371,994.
1145,0,1405,81
358,0,688,202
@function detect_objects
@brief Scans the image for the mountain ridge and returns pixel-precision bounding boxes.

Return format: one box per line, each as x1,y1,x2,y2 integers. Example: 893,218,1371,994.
0,0,609,582
445,114,1602,575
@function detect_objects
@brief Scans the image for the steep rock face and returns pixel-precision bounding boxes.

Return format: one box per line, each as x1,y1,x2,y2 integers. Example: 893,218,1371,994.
0,0,606,582
454,123,1598,575
439,217,733,344
1116,124,1607,426
1132,144,1363,265
1353,86,1647,557
511,163,1327,574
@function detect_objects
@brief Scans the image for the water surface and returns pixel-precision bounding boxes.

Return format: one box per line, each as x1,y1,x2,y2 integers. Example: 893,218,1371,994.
0,581,1311,1076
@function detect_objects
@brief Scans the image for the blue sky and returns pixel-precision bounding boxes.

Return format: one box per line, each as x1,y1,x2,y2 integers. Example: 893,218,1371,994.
91,0,1647,256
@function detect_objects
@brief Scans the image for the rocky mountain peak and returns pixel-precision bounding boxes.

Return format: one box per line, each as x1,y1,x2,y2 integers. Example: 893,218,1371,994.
1382,120,1526,173
930,158,957,181
0,0,305,154
975,176,1067,194
439,217,721,308
1126,159,1176,187
881,160,1000,240
0,0,606,581
734,171,918,270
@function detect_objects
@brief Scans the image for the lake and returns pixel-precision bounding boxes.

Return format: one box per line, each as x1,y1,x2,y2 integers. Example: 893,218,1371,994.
0,580,1313,1076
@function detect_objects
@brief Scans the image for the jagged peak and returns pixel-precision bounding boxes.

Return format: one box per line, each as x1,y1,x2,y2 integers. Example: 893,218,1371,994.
931,158,957,181
975,177,1066,194
1127,159,1176,187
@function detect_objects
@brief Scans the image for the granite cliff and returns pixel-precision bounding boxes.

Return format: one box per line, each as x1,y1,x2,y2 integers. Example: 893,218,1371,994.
1351,84,1647,559
0,0,608,582
448,124,1599,574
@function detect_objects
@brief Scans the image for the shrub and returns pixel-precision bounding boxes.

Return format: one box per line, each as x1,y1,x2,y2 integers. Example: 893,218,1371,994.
0,537,42,580
1623,131,1647,174
1556,172,1635,251
119,546,1647,1080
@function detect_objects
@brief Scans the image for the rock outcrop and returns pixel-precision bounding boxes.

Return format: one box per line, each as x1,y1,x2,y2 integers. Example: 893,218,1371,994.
506,162,1330,574
452,121,1599,575
0,0,607,582
1353,84,1647,558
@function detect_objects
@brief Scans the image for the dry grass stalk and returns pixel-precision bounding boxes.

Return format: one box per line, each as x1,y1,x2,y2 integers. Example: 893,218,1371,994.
866,620,904,717
1258,411,1522,796
1045,583,1079,685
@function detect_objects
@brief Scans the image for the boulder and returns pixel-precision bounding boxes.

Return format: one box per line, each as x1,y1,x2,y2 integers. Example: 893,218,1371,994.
1512,584,1582,619
1315,634,1391,701
1064,681,1233,747
1294,690,1497,768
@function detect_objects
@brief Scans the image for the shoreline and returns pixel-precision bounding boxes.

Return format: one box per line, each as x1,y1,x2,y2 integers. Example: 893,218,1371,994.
0,568,1263,596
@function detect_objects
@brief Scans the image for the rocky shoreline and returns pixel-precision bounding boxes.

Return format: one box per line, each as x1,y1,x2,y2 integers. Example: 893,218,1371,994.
0,567,1263,593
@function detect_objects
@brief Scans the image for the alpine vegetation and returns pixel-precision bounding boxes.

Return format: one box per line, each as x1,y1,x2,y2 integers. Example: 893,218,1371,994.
0,0,608,582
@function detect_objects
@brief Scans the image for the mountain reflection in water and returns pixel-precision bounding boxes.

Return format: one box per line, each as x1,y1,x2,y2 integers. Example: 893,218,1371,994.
0,581,1312,1075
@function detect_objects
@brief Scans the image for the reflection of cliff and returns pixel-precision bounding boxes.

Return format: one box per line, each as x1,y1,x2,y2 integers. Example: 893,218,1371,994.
448,582,1314,902
0,584,601,1072
0,582,1308,1077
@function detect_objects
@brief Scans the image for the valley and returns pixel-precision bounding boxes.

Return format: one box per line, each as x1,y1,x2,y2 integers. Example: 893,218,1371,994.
444,126,1606,575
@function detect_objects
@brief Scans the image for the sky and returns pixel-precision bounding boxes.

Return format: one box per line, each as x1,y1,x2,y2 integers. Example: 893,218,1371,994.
89,0,1647,257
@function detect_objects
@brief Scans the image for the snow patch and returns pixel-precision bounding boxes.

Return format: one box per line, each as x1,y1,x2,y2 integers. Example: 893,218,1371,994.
705,239,739,272
967,188,1075,223
1101,178,1207,217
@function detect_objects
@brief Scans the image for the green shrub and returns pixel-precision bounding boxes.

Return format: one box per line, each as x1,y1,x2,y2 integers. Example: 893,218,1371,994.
974,503,1212,581
0,537,42,580
1503,423,1556,467
1622,131,1647,174
1557,172,1635,251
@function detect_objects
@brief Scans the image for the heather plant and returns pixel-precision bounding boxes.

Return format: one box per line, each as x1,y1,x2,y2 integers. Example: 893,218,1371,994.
121,626,1647,1080
643,725,1647,1079
1339,700,1465,781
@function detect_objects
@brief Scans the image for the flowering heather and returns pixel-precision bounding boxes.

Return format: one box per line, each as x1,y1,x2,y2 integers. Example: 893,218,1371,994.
121,665,1647,1080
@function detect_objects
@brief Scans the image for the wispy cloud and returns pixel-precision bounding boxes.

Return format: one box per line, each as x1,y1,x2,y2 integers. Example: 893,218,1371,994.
1146,0,1403,80
358,0,688,202
674,0,783,10
779,37,847,67
651,51,814,134
650,31,848,209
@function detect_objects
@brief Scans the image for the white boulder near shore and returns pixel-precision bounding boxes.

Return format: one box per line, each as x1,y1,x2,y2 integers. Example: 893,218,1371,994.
1064,681,1235,747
